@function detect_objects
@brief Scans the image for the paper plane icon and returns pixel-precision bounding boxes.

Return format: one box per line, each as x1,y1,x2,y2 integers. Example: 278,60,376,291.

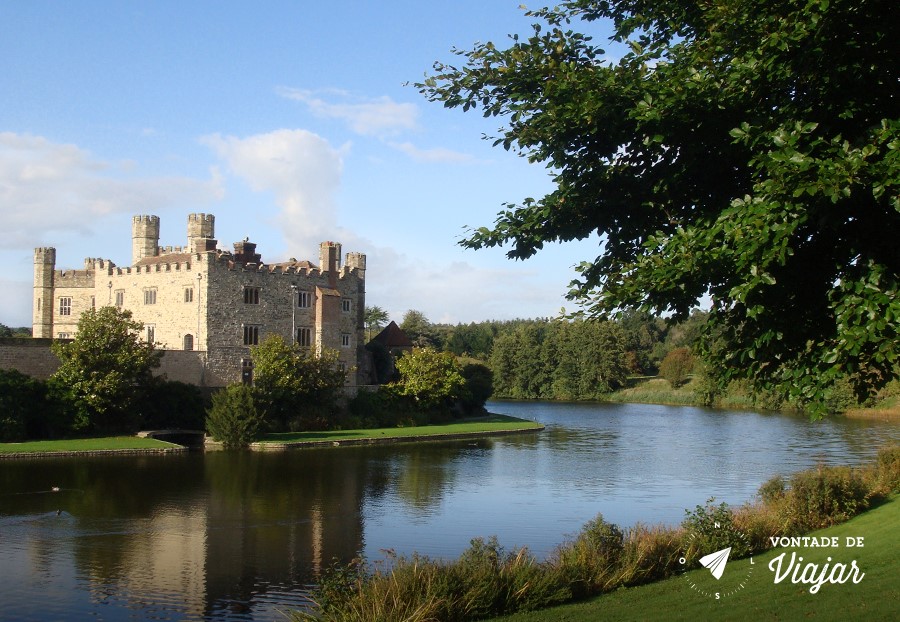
699,547,731,580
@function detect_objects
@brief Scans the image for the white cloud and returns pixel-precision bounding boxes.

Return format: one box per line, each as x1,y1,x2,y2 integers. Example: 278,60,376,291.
278,87,419,137
0,132,223,248
388,141,475,164
203,129,352,253
361,245,567,325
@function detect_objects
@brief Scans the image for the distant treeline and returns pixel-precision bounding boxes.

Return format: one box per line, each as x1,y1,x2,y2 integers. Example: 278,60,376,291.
393,309,707,400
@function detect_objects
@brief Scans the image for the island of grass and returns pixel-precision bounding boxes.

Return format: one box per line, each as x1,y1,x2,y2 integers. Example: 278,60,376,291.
247,414,543,450
0,436,185,458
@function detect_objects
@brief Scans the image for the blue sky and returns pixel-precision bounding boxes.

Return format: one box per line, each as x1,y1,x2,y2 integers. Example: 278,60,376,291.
0,1,620,328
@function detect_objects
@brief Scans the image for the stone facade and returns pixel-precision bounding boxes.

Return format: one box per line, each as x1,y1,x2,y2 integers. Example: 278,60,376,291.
32,214,367,387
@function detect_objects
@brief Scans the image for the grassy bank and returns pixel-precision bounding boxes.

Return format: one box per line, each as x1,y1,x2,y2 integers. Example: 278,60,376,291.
255,414,543,447
493,495,899,621
605,378,700,406
295,446,900,622
0,436,180,455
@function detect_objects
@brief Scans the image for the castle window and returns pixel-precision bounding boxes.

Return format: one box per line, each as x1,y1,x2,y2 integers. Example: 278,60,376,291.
146,325,155,344
59,297,72,316
90,296,95,310
243,286,260,304
341,333,351,347
144,288,157,305
115,290,124,307
297,290,311,308
297,327,312,347
241,359,254,385
57,332,69,339
243,324,260,346
183,334,194,351
184,287,194,303
341,298,351,313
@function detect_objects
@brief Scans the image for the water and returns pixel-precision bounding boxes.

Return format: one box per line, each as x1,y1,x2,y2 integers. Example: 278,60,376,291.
1,402,897,620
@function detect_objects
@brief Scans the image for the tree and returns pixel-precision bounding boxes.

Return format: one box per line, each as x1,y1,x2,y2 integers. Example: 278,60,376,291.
418,1,899,413
364,305,390,342
392,347,467,410
206,384,261,449
251,334,346,431
50,307,162,432
659,347,695,389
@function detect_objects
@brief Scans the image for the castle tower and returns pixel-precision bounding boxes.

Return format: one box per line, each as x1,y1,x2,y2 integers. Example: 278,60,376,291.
187,213,216,253
33,247,56,338
132,215,160,265
319,241,342,287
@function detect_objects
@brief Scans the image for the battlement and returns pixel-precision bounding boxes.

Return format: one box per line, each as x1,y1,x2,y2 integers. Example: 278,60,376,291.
133,215,160,226
34,247,56,264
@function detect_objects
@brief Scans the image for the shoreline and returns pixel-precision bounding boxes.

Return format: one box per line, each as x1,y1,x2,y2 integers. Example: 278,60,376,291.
0,415,544,459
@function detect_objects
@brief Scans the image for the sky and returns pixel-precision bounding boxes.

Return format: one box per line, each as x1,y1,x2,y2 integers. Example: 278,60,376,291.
0,1,621,329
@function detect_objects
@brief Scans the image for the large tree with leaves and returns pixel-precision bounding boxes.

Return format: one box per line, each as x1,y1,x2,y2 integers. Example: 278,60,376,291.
51,307,162,432
418,0,899,412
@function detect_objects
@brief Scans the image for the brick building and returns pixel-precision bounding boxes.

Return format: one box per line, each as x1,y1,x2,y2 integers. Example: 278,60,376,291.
32,214,367,387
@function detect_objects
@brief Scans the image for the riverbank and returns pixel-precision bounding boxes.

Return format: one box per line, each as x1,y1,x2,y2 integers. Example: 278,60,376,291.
295,444,900,622
0,415,543,457
491,494,899,621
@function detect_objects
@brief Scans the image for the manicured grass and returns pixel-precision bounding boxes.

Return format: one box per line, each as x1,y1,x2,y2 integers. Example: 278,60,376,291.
0,436,179,454
257,414,543,444
491,496,900,622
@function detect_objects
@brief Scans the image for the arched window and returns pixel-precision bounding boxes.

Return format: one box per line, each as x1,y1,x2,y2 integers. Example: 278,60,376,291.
183,334,194,351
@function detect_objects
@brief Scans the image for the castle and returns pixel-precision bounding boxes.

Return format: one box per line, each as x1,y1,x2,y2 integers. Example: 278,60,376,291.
32,214,367,387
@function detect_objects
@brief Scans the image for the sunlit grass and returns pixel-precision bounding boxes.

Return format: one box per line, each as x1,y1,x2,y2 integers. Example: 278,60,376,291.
0,436,178,454
257,414,543,444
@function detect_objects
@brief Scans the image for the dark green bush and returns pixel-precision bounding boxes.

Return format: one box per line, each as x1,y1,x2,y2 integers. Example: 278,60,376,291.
779,465,871,532
140,380,206,430
681,499,751,563
205,384,262,449
460,363,493,414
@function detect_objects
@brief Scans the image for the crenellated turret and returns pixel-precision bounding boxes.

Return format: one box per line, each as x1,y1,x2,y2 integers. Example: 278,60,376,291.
33,247,56,338
188,213,217,253
132,215,160,265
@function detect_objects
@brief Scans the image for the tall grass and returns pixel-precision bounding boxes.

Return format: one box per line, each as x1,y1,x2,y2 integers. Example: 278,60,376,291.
294,445,900,622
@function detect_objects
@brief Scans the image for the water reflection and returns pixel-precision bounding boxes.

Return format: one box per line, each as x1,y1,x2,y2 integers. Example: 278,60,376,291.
0,402,898,620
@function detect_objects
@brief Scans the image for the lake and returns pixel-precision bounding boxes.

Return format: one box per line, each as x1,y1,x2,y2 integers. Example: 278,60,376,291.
1,401,898,620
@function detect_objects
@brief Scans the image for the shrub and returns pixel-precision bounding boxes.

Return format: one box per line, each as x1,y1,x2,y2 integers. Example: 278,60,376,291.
614,523,682,586
681,499,751,564
870,445,900,495
140,380,206,430
551,514,624,597
658,347,694,389
205,384,262,449
778,465,871,533
460,362,493,414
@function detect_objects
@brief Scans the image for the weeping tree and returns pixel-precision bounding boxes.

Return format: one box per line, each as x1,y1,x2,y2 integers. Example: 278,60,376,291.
417,0,899,414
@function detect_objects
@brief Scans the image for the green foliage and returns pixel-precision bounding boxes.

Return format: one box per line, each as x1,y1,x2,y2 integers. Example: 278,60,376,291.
139,379,207,430
777,465,872,533
418,0,900,415
50,307,162,433
205,384,261,449
489,319,628,400
251,334,346,431
0,369,60,441
392,348,467,411
681,499,751,565
364,305,390,342
460,361,493,413
400,310,443,348
658,347,694,389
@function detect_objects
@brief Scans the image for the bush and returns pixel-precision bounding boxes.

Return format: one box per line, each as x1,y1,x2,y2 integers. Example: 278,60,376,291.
778,465,871,533
460,362,493,414
681,499,751,564
0,369,49,441
658,347,694,389
552,514,624,597
614,523,682,586
140,380,206,430
205,384,262,449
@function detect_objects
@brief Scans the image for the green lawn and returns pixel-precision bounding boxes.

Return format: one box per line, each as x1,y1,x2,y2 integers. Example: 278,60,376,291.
0,436,179,454
256,414,543,444
492,496,900,622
